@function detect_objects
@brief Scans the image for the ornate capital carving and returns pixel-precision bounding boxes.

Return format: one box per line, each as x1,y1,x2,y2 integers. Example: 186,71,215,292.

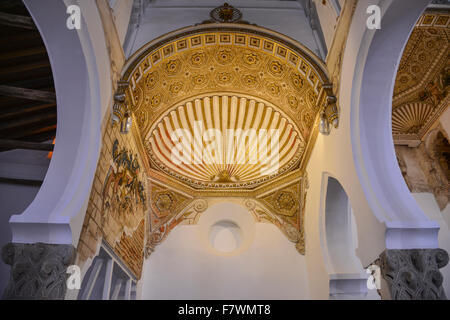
1,243,75,300
378,248,449,300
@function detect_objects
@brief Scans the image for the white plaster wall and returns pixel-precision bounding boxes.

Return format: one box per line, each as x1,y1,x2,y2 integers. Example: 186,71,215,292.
109,0,134,45
127,0,320,58
413,193,450,296
313,0,338,50
141,224,310,299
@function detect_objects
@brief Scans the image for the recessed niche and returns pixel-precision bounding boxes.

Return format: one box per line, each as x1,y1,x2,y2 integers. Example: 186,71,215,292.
208,220,243,254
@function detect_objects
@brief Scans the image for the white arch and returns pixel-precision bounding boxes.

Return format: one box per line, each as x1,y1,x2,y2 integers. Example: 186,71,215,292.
319,174,370,298
349,0,440,249
8,0,109,245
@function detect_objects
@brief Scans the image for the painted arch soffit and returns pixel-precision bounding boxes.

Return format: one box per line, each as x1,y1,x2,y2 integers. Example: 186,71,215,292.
117,24,335,191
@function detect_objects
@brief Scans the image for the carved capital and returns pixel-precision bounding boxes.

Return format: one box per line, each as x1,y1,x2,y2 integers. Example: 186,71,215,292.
1,243,75,300
378,248,449,300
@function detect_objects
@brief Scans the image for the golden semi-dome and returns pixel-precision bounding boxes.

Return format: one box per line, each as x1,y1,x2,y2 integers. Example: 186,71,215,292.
144,94,305,189
118,24,335,190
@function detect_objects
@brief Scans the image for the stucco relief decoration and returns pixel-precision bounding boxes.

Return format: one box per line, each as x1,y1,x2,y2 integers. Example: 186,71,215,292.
250,176,308,255
145,183,193,257
208,3,243,23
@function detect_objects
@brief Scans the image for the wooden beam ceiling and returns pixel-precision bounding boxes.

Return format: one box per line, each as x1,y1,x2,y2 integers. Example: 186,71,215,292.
0,12,36,30
0,85,56,103
0,0,57,151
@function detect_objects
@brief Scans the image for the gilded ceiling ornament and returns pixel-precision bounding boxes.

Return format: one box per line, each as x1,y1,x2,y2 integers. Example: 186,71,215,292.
149,184,192,223
302,110,314,129
216,72,233,85
193,199,208,213
307,90,317,104
136,109,147,128
192,74,208,88
150,93,162,109
165,59,182,75
215,48,234,64
268,60,284,77
146,72,159,90
242,51,260,67
168,81,184,94
288,96,299,110
154,192,174,217
276,191,297,213
266,81,281,97
190,51,207,67
145,183,197,257
132,86,144,110
242,74,259,88
259,184,300,218
290,73,304,91
209,3,242,23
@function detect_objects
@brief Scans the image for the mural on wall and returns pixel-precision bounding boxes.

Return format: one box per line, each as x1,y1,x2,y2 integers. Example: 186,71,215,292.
102,139,147,218
76,125,149,278
101,139,148,276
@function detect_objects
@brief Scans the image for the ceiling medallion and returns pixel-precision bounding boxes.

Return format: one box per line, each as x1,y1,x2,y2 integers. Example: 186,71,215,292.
210,3,242,23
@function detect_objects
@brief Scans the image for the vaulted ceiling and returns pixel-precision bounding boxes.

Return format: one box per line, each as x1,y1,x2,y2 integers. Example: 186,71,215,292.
121,26,334,192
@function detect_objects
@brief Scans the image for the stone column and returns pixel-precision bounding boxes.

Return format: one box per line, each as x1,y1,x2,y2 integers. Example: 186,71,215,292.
377,248,449,300
1,243,75,300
